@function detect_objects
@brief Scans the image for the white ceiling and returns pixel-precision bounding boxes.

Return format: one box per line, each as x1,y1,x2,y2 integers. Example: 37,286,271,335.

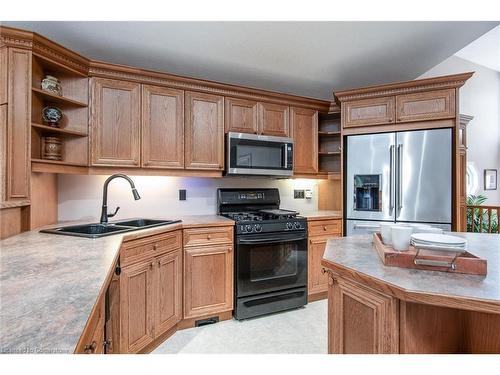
455,25,500,72
2,21,498,100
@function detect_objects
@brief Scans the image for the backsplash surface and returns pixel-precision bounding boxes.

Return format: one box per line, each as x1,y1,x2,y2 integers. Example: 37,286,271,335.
58,175,319,222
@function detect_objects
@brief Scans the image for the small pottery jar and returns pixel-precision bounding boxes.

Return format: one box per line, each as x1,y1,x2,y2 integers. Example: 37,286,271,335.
42,106,63,127
41,75,62,96
42,136,62,161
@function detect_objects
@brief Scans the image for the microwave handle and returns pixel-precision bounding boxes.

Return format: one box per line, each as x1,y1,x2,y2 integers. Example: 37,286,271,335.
283,143,288,169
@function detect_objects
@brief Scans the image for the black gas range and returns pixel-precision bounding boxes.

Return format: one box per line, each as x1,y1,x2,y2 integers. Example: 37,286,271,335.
218,188,308,320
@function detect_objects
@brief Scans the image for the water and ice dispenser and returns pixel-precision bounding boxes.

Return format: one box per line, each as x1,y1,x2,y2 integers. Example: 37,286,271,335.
353,174,381,211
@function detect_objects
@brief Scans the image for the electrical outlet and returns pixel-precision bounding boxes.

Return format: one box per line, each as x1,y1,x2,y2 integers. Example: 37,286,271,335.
179,189,186,201
294,189,305,199
305,189,313,199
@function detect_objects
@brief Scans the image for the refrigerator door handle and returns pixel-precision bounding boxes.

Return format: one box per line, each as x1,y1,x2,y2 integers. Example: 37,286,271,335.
397,144,403,214
389,145,395,212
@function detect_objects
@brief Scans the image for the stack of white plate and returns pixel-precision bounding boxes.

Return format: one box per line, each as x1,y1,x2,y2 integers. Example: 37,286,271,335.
410,233,467,252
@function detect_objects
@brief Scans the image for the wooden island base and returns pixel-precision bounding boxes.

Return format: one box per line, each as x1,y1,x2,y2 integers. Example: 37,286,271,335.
321,233,500,354
326,276,500,354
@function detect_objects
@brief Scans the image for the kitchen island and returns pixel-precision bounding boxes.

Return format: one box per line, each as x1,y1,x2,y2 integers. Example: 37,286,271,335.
321,233,500,354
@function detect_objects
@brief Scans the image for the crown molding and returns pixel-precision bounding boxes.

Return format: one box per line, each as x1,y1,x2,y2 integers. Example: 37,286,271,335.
0,26,89,74
88,61,330,111
334,72,474,102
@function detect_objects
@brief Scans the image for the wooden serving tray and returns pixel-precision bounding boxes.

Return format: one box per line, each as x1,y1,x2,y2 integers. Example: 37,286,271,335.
373,233,487,275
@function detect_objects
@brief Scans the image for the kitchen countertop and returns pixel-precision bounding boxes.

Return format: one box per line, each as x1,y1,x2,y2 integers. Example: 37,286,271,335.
0,215,233,354
301,210,342,220
321,233,500,313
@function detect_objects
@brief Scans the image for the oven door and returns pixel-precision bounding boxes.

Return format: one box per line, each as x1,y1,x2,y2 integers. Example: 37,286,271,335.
227,132,293,176
236,231,307,297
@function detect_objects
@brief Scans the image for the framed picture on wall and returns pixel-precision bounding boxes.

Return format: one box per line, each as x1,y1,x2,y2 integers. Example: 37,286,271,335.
484,169,497,190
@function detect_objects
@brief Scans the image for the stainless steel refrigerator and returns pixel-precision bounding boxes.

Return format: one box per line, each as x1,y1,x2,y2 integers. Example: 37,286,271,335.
345,128,452,236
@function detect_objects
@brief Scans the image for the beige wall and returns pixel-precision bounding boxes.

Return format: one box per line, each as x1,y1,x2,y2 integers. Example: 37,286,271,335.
419,56,500,205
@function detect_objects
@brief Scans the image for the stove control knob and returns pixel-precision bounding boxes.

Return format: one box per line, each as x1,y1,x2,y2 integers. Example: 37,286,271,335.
254,224,262,233
245,224,253,233
286,222,293,230
294,221,302,229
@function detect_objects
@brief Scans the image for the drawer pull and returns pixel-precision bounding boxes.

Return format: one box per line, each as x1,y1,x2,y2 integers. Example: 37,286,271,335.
207,234,212,240
153,244,158,250
323,226,328,231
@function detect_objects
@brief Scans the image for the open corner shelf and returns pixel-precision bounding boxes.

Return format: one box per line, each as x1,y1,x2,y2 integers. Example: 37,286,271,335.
31,122,87,137
318,111,342,175
31,87,88,107
31,52,90,169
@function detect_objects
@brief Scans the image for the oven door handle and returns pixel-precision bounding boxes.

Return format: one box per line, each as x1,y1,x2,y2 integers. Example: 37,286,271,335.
237,235,307,245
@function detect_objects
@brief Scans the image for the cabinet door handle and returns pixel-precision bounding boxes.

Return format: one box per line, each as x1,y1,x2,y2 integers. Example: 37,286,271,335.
157,259,160,267
149,262,153,270
84,341,97,354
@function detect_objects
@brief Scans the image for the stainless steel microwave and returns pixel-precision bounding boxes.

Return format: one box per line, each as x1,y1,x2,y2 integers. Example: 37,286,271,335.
226,132,293,177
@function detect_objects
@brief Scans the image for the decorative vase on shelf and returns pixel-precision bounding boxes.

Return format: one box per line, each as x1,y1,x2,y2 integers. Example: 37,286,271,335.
41,75,62,96
42,106,63,127
42,136,62,161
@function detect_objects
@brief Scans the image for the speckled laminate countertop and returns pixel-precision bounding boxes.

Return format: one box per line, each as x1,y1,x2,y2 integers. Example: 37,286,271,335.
0,215,233,354
301,210,342,220
321,233,500,313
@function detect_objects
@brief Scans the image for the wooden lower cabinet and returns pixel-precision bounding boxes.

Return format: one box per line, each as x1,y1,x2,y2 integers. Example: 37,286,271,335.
184,244,233,318
154,250,182,336
308,238,330,296
120,259,155,353
183,226,234,319
328,277,399,354
75,295,106,354
117,232,183,353
307,218,341,299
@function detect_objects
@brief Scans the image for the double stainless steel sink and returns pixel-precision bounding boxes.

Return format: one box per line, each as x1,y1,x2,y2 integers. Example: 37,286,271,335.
40,218,181,238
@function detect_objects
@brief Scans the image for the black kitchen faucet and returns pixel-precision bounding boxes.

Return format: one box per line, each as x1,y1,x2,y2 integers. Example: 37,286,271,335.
100,174,141,224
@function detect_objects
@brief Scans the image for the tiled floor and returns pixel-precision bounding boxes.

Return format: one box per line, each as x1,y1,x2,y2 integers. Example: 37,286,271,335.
153,299,327,354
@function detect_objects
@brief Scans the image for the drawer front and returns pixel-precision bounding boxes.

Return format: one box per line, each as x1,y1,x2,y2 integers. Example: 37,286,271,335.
121,231,182,267
308,219,342,237
396,89,455,123
342,97,395,128
183,226,233,247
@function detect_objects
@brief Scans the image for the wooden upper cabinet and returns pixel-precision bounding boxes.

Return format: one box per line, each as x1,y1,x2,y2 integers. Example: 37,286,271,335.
154,249,182,337
342,97,395,128
291,107,318,174
120,260,155,353
142,85,184,169
5,48,31,202
225,97,258,134
396,89,456,123
185,91,224,170
258,102,289,136
91,78,141,167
